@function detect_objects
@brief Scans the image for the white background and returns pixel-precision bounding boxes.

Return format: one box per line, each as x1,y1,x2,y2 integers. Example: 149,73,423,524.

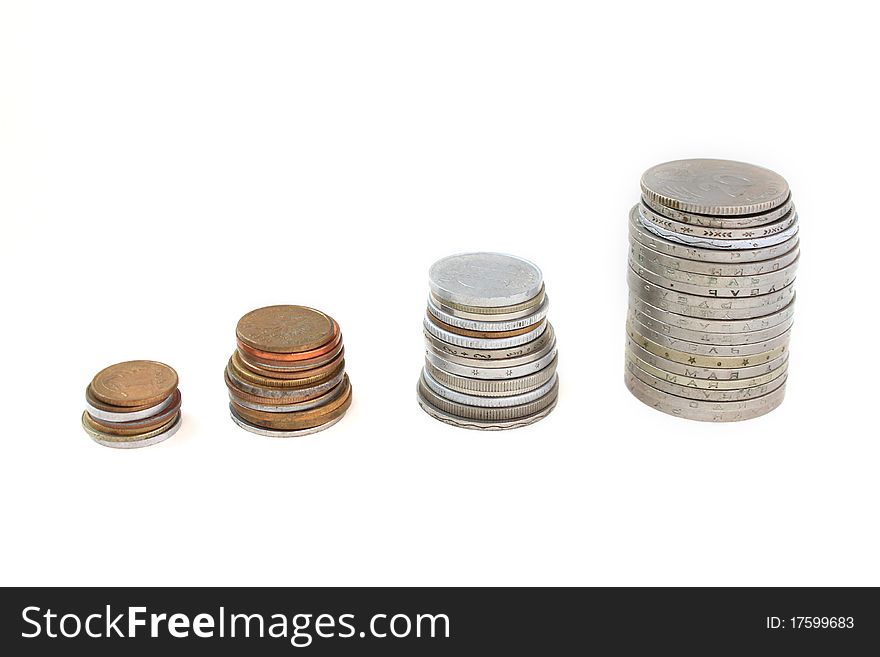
1,1,878,587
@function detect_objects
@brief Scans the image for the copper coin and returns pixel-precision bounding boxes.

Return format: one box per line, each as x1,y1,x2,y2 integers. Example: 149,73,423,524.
427,315,547,339
87,390,183,433
85,385,167,414
229,351,345,387
231,376,352,431
83,408,179,437
89,360,179,408
236,328,341,362
236,305,338,354
238,339,345,371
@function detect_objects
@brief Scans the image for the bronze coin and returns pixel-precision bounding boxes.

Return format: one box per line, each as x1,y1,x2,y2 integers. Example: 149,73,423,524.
236,305,338,354
89,360,179,408
238,339,345,372
83,408,179,437
236,328,341,362
87,390,183,433
428,315,547,339
230,376,352,430
229,351,345,387
85,385,166,413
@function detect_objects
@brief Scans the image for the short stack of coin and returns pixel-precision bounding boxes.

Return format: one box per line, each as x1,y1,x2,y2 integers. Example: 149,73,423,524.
417,252,559,430
226,305,352,436
83,360,183,448
625,158,799,421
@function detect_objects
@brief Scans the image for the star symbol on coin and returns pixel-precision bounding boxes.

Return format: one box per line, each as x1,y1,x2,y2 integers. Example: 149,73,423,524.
742,359,750,366
688,357,696,364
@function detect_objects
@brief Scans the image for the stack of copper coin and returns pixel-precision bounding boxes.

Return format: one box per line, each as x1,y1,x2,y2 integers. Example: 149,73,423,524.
83,360,183,448
226,305,353,437
417,252,559,430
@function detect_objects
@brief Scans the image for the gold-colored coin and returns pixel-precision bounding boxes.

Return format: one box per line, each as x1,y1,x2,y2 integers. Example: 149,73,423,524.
230,376,353,431
236,305,337,354
89,360,179,408
229,351,345,388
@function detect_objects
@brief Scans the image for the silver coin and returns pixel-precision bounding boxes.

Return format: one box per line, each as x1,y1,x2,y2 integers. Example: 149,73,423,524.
629,205,799,263
639,201,798,240
417,383,557,430
641,193,794,229
422,368,558,408
430,291,546,322
628,317,791,357
426,292,550,332
424,356,558,397
225,365,345,401
629,257,798,297
625,372,786,422
425,342,559,380
423,323,555,363
229,379,345,413
640,159,790,216
637,207,799,250
625,347,788,389
628,268,795,313
86,390,183,430
423,314,548,350
626,358,787,401
417,375,559,424
428,252,543,308
625,336,789,380
85,389,177,423
229,405,344,437
628,238,800,277
629,306,794,345
628,295,795,334
84,413,183,449
630,247,799,289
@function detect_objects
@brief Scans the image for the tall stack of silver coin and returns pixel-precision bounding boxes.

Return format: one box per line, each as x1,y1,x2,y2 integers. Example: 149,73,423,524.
417,252,559,430
625,159,799,421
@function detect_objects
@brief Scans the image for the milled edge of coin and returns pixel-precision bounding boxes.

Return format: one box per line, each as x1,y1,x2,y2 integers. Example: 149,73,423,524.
629,205,800,263
629,238,800,277
641,193,794,228
424,355,558,396
639,159,789,217
427,293,550,332
417,381,557,430
422,369,558,408
229,351,345,388
423,314,548,350
637,208,799,250
430,291,547,322
82,411,182,447
229,406,345,437
417,373,558,421
85,388,177,423
625,336,789,380
625,374,785,422
639,201,797,238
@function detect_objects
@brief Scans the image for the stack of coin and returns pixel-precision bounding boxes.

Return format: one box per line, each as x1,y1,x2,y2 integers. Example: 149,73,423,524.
626,158,799,421
83,360,183,448
226,305,352,436
417,252,559,430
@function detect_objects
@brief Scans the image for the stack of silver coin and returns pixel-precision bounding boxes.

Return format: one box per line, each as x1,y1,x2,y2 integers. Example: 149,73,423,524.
417,252,559,430
625,159,799,421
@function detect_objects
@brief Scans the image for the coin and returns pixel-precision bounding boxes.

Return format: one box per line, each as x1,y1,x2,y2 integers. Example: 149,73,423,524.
83,412,183,448
418,252,558,429
429,253,544,308
641,193,795,229
89,360,178,408
236,305,337,354
231,376,353,431
640,159,790,216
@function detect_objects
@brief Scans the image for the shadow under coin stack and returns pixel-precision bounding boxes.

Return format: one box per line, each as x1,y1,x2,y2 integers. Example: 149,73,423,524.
226,305,352,436
418,253,559,430
83,360,183,448
626,158,799,421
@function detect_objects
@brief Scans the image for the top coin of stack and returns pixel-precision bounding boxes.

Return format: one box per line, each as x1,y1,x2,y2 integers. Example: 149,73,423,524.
226,305,352,436
83,360,183,448
625,158,799,422
417,252,559,430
